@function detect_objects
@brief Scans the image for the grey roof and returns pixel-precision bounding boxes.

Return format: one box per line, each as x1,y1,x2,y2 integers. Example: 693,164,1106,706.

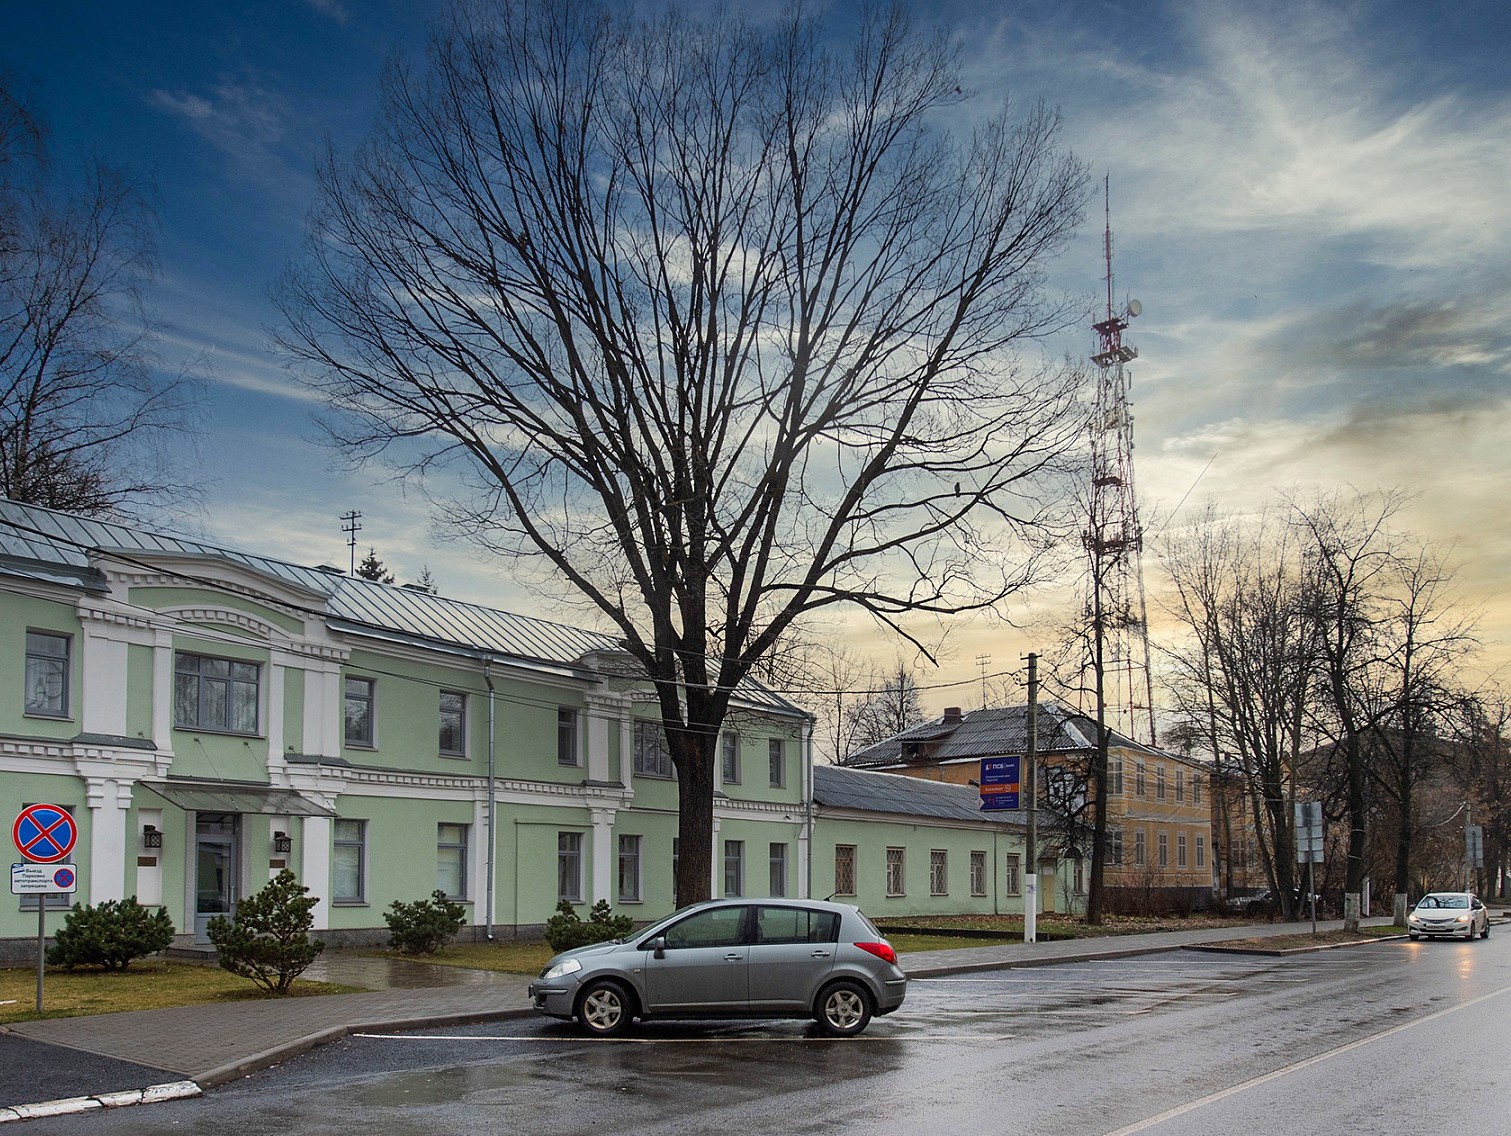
0,499,801,715
845,702,1152,767
813,764,1023,827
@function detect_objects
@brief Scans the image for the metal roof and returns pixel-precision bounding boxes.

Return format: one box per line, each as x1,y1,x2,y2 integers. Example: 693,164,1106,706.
0,499,802,714
845,702,1154,767
813,764,1023,827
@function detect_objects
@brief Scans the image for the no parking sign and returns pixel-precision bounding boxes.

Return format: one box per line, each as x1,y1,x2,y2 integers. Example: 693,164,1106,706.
12,803,77,863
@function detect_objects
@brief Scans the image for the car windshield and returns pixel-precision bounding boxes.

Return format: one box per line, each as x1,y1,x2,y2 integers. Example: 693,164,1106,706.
1418,895,1468,909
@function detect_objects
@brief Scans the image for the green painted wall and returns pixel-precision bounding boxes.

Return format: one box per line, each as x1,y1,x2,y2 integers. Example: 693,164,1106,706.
126,643,154,741
1,594,82,742
130,587,305,637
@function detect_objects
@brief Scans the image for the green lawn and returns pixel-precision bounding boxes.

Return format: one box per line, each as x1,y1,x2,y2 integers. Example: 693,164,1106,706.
0,961,359,1025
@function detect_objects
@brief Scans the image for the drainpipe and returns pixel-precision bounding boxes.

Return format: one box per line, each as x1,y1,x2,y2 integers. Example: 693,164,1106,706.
484,663,496,942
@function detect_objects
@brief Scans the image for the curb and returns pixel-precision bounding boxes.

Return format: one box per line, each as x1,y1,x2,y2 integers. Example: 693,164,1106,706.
0,1080,200,1125
1184,933,1410,957
904,941,1182,979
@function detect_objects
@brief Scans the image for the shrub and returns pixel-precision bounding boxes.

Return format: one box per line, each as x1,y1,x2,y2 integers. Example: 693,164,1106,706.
207,869,325,995
544,899,635,953
46,896,175,971
384,890,467,954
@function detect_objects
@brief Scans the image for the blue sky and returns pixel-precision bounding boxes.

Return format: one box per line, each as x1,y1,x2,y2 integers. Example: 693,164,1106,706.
8,0,1510,700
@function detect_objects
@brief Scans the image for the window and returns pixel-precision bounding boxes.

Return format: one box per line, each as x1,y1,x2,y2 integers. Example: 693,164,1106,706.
633,720,674,778
755,905,839,945
557,707,580,766
930,849,948,896
1156,766,1166,801
1107,828,1124,866
1196,835,1207,869
886,847,905,896
724,840,744,897
1004,853,1022,896
333,819,366,903
1134,762,1146,797
665,904,746,949
768,738,785,788
1133,830,1147,866
970,850,987,896
1177,833,1188,868
834,844,857,896
1157,832,1169,868
1192,774,1203,806
721,731,740,784
24,631,70,717
343,677,374,747
1073,859,1086,895
1108,756,1123,796
769,842,788,897
617,834,641,902
174,652,259,734
437,823,468,899
558,831,583,902
439,690,466,755
1175,769,1185,802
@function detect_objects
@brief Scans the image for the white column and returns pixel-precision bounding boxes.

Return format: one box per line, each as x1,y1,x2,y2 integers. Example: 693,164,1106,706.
585,696,613,783
301,815,332,930
266,657,286,759
79,626,129,736
85,778,132,903
617,714,634,786
590,807,616,905
152,630,174,754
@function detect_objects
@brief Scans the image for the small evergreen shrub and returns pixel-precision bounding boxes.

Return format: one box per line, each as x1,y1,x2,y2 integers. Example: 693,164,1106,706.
384,890,467,954
207,869,325,995
46,897,175,971
544,899,635,953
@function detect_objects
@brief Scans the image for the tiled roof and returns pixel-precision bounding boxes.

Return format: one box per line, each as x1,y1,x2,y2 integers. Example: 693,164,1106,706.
813,763,1023,827
0,498,801,715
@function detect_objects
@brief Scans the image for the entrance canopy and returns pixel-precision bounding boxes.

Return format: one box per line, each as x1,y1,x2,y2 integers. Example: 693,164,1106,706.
139,780,335,817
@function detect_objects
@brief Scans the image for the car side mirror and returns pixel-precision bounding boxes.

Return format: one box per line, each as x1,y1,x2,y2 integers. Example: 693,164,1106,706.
646,936,667,959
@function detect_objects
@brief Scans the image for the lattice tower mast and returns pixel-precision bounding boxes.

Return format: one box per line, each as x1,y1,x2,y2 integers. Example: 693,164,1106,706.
1086,180,1156,745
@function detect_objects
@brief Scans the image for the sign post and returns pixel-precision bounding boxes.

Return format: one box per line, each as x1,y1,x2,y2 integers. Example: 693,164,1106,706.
1295,801,1323,935
12,804,78,1014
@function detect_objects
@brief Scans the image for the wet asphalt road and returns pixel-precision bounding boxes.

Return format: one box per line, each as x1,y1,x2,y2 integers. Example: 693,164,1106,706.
18,935,1511,1135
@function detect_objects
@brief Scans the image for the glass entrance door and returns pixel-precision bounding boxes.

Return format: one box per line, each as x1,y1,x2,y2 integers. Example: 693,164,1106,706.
194,813,239,942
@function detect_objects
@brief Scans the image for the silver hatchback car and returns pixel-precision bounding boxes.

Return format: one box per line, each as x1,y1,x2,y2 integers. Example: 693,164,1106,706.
528,897,907,1037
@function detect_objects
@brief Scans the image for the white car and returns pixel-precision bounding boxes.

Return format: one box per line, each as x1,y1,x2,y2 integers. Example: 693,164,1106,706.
1407,892,1489,940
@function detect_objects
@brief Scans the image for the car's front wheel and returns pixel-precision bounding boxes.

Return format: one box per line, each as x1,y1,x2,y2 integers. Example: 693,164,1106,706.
1409,932,1419,940
815,980,873,1037
576,979,635,1038
1481,922,1491,939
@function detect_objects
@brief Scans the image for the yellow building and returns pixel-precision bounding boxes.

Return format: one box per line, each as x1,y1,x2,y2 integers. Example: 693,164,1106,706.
843,703,1216,914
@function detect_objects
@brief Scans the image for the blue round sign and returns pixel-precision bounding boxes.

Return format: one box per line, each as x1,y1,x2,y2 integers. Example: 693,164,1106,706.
12,804,77,864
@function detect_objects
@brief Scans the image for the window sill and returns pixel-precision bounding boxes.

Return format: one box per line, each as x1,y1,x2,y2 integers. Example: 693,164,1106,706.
438,753,468,760
332,900,369,907
175,726,263,739
23,711,72,722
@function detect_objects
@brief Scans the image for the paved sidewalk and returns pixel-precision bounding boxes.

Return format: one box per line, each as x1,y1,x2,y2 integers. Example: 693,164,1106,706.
0,916,1405,1122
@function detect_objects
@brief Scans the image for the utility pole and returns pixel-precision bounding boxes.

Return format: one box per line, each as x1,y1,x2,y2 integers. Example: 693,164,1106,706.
339,510,362,576
1025,652,1038,944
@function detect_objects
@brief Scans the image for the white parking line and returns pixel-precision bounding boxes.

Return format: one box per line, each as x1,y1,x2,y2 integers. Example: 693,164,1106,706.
352,1032,1014,1044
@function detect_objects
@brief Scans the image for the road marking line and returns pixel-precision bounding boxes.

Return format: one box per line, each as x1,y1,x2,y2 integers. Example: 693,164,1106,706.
1102,982,1511,1135
352,1032,1012,1044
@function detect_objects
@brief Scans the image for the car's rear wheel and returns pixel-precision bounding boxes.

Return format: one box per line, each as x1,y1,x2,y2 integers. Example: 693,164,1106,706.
576,979,634,1038
815,980,873,1037
1481,922,1491,939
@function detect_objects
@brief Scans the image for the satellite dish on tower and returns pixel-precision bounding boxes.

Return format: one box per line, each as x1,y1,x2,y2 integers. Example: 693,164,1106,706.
1126,298,1142,318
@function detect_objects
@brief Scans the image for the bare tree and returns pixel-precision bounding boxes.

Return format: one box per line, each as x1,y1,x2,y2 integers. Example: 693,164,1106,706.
846,662,929,753
279,1,1090,903
0,82,199,517
1450,691,1511,899
1159,505,1318,921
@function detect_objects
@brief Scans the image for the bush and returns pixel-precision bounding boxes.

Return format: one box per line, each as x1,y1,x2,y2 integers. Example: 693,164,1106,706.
46,896,175,971
544,899,635,953
384,890,467,954
207,869,325,995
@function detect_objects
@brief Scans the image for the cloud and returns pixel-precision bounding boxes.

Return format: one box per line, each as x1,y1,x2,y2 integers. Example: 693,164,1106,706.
301,0,349,24
148,77,289,166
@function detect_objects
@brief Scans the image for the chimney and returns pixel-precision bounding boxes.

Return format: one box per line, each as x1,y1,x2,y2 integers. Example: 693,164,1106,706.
942,706,962,726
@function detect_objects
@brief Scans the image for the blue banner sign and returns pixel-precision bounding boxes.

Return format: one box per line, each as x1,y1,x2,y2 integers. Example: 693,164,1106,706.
979,755,1021,811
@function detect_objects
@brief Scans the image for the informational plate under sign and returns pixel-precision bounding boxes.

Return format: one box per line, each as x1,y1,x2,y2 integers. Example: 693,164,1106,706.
10,862,77,894
979,755,1021,811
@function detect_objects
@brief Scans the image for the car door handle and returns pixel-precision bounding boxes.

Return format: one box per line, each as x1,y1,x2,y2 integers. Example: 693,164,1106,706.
724,953,744,962
810,950,832,959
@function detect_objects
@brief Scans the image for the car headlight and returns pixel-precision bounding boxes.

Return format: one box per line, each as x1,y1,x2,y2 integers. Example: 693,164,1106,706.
1455,914,1471,924
542,958,583,981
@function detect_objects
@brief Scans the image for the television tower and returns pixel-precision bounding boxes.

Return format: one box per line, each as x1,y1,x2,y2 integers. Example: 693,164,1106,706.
1084,179,1156,745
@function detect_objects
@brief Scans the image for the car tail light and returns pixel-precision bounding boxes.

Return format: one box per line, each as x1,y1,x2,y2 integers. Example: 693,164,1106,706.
853,940,897,965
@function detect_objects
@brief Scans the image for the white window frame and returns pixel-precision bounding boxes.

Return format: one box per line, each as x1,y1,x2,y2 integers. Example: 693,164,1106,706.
332,818,367,904
437,822,468,899
929,849,948,896
174,651,260,735
558,831,584,902
24,630,70,718
1196,835,1207,869
721,731,741,784
1177,833,1189,868
724,839,744,897
633,720,674,779
1133,830,1147,866
768,842,787,897
557,707,580,767
834,844,857,896
768,737,785,788
1004,852,1022,897
439,689,467,756
1157,832,1169,868
886,847,906,897
970,850,987,897
617,834,642,902
344,676,375,748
